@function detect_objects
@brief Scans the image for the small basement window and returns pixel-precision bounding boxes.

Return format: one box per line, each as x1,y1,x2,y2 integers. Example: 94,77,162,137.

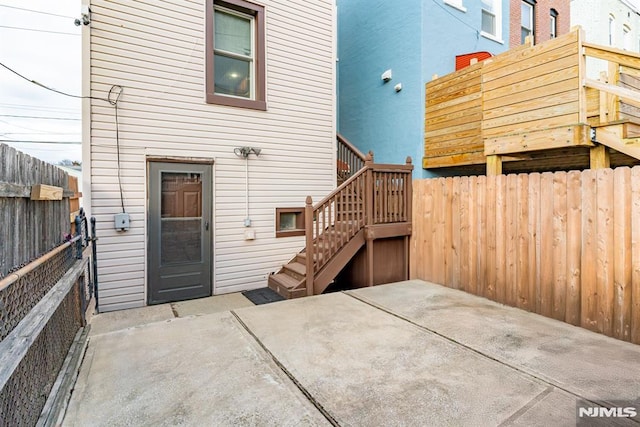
276,207,305,237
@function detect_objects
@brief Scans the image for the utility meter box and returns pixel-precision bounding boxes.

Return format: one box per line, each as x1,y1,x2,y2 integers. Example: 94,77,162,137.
114,213,130,231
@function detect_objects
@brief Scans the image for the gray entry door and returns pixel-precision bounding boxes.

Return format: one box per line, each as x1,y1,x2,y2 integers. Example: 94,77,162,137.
148,162,212,304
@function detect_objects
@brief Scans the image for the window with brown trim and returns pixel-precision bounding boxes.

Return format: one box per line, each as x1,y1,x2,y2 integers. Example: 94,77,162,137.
206,0,266,110
275,207,305,238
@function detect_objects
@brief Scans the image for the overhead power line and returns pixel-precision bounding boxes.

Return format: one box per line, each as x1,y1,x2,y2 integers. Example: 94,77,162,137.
0,139,82,145
0,4,76,19
0,103,80,112
0,24,80,36
0,62,119,104
0,114,80,121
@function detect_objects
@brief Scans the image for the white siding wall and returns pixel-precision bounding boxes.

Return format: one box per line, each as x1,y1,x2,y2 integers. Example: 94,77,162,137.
571,0,640,78
87,0,336,311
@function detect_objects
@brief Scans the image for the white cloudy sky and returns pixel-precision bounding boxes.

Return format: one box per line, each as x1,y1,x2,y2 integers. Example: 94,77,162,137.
0,0,81,165
1,0,640,165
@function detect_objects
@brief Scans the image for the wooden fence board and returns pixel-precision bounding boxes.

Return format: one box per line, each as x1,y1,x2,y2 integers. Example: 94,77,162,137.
596,169,615,335
467,176,478,295
444,178,454,287
485,175,497,300
553,173,568,321
632,167,640,344
581,170,598,332
539,173,555,318
451,177,462,289
431,178,444,283
529,173,542,313
505,174,518,306
476,176,487,297
516,174,530,311
459,177,471,291
495,175,506,304
613,167,632,341
566,170,582,326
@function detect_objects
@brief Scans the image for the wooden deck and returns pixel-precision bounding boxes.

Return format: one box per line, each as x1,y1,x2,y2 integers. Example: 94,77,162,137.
424,28,640,175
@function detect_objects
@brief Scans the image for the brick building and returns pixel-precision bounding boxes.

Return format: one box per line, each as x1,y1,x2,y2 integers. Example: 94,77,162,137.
509,0,571,46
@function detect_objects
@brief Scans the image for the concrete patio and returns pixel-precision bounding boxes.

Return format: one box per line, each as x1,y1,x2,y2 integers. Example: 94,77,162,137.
62,280,640,426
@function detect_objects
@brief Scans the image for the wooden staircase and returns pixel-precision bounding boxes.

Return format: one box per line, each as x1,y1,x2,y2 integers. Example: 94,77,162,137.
592,121,640,162
269,140,413,299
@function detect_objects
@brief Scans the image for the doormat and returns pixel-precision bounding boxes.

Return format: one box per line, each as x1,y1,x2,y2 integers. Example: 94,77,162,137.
242,288,285,305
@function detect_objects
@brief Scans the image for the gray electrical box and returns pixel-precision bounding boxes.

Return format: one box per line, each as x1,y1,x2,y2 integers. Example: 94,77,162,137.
114,212,130,231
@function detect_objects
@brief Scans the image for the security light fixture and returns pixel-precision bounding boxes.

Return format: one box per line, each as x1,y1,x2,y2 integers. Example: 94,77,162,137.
234,147,262,158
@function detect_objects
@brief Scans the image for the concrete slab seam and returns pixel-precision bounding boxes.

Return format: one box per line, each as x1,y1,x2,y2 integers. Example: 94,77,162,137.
343,291,606,408
169,303,179,318
230,310,340,427
496,386,555,426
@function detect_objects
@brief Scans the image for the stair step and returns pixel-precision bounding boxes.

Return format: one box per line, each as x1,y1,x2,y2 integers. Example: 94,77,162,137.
269,272,302,289
268,273,307,299
283,262,306,279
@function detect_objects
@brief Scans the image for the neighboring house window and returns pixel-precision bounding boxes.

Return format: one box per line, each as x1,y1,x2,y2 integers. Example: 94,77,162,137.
206,0,266,110
481,0,502,40
623,25,632,50
444,0,466,12
550,9,558,39
609,15,615,46
521,0,535,44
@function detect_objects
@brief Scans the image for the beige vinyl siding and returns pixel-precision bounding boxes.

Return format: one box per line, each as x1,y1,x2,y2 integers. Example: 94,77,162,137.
88,0,335,311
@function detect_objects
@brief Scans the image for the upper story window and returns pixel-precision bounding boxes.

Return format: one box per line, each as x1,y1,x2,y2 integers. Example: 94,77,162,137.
481,0,502,41
623,25,632,50
550,9,558,39
444,0,466,12
206,0,266,110
521,0,535,44
609,14,616,46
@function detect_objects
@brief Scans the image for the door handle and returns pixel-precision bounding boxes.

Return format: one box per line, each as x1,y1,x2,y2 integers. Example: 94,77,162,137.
205,221,209,231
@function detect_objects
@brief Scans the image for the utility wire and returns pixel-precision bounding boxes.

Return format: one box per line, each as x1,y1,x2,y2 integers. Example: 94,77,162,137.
0,139,81,144
429,0,481,37
0,24,80,36
0,114,80,120
1,61,126,212
0,4,75,19
0,102,80,111
0,62,112,103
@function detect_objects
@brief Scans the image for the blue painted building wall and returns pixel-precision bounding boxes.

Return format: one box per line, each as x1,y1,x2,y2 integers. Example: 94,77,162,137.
338,0,510,178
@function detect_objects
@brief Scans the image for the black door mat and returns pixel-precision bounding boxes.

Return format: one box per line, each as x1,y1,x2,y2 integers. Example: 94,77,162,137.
242,288,285,305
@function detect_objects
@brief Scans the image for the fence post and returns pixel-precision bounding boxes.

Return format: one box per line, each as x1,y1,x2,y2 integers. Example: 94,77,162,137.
74,215,82,259
305,196,314,296
91,217,99,313
405,157,413,280
364,152,374,286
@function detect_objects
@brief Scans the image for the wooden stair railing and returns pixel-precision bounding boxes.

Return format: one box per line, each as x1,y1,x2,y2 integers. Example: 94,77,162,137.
582,40,640,164
337,133,367,185
268,155,413,299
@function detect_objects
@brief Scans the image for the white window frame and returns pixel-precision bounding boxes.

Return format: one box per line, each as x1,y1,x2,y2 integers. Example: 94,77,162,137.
623,25,632,50
480,0,503,43
521,1,534,44
213,5,256,101
609,14,616,46
550,10,557,39
444,0,466,13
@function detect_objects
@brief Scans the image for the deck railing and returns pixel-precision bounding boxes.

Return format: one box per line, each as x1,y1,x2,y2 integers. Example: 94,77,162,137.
305,156,413,294
337,133,367,184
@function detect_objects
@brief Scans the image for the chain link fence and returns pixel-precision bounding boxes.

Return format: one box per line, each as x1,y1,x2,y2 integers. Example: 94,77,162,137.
0,209,97,427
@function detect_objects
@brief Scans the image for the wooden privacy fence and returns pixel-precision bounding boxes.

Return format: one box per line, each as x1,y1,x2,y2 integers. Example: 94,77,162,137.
0,144,80,278
410,167,640,345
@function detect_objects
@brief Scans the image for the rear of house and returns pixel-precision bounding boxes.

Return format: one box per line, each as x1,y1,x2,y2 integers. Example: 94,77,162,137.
81,0,336,311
